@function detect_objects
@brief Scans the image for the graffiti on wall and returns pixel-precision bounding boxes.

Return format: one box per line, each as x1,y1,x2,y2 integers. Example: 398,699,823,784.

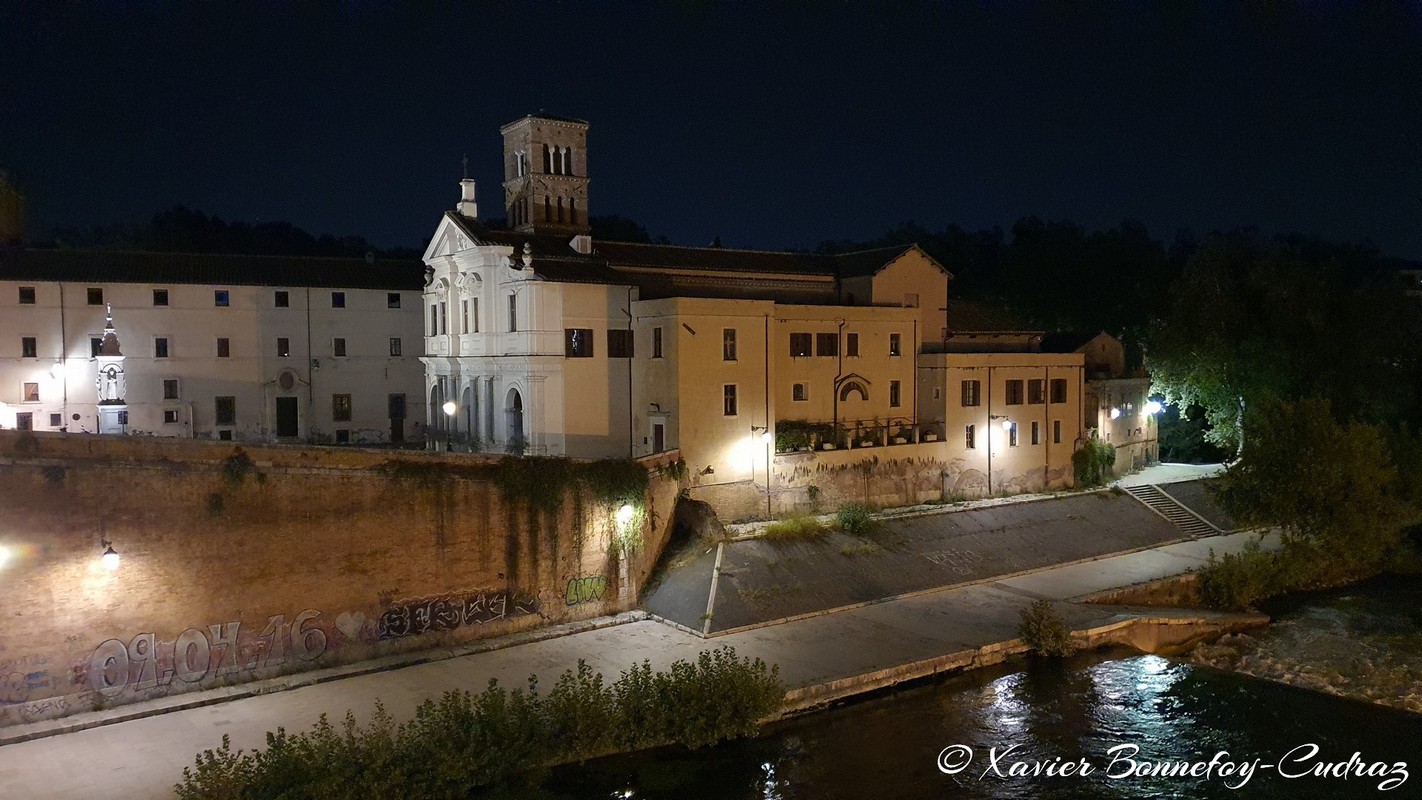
564,576,609,606
85,609,328,698
376,589,540,641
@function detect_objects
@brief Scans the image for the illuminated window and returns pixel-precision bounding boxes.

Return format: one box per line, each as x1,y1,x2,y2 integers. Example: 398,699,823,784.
1008,422,1018,447
23,382,39,403
723,384,738,416
564,328,593,358
965,424,976,449
723,328,737,361
163,409,180,424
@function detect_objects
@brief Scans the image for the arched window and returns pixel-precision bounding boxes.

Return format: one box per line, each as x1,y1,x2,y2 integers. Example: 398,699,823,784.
838,381,868,402
564,147,574,175
542,144,552,174
569,198,577,225
544,197,552,222
557,197,564,222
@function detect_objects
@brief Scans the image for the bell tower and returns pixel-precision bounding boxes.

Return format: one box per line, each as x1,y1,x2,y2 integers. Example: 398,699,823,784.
501,114,590,237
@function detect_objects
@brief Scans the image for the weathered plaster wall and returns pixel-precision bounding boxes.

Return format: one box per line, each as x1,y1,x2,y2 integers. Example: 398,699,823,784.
0,431,675,726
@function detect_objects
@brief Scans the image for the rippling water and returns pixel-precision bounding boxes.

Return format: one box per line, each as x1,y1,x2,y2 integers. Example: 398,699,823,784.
527,578,1422,800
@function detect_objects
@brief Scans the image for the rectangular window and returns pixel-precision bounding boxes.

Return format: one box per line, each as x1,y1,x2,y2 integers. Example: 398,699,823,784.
889,333,902,356
388,393,407,419
21,336,37,358
1028,379,1045,405
215,396,236,426
154,337,169,358
1050,378,1068,404
217,337,230,358
1008,422,1019,447
162,379,179,400
1031,420,1041,445
23,382,39,402
564,328,593,358
1053,419,1062,444
652,326,663,358
335,429,350,444
792,383,808,402
387,292,401,309
461,300,469,333
789,332,812,357
889,380,902,407
723,328,737,361
608,329,633,358
389,337,402,357
91,337,102,357
49,413,61,427
961,380,981,407
1005,379,1024,405
429,305,438,336
15,412,32,431
331,291,345,308
274,290,289,308
846,332,859,357
723,384,738,416
87,287,103,305
332,394,352,422
163,409,180,424
471,298,480,332
816,332,838,357
508,294,518,332
965,424,976,449
903,292,919,308
277,337,290,358
439,302,447,335
333,338,346,357
18,286,35,304
214,290,229,307
152,289,168,306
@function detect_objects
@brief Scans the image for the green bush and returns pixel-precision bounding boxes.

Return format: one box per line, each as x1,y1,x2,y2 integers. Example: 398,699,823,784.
175,648,782,798
1072,438,1117,487
1195,538,1396,610
835,503,876,535
1017,600,1075,657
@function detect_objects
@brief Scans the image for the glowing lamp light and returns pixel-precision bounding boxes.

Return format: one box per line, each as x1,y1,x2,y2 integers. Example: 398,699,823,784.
1144,400,1163,415
101,544,120,571
1000,418,1013,432
1109,407,1122,420
616,504,635,524
0,545,10,568
761,431,773,444
442,401,457,417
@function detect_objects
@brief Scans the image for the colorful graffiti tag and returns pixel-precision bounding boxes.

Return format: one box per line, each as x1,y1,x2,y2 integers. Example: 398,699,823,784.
564,576,609,606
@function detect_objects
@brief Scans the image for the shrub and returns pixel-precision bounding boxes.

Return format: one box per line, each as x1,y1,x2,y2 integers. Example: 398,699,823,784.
175,648,782,798
1072,438,1117,487
1195,538,1398,610
1017,600,1075,657
835,503,876,535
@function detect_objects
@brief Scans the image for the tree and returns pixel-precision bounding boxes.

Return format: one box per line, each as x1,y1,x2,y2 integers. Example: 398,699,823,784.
1217,398,1411,563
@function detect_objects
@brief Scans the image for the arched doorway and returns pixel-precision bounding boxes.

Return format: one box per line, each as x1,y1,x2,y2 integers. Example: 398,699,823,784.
505,387,524,453
429,384,443,450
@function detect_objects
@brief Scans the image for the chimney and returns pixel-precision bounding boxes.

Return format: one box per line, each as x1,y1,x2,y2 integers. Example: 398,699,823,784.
457,178,478,220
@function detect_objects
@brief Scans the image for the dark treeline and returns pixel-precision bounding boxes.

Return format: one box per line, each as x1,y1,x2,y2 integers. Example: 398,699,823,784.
39,207,668,259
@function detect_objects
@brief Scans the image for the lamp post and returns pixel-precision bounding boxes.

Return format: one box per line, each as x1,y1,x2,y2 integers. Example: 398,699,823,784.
442,400,457,452
988,415,1012,495
751,425,773,518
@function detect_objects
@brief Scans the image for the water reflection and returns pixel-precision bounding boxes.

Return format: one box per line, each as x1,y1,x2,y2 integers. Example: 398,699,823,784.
534,580,1422,800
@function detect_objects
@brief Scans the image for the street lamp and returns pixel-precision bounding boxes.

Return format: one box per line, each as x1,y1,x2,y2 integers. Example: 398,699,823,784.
442,400,457,451
751,425,773,518
100,538,120,571
988,415,1012,495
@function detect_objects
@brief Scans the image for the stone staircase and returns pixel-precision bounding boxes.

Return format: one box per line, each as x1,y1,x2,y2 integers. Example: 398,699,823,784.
1123,484,1220,538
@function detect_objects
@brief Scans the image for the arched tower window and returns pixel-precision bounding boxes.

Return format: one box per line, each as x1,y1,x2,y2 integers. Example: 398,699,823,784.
564,147,574,176
544,196,552,222
556,197,564,222
542,144,552,174
569,198,577,225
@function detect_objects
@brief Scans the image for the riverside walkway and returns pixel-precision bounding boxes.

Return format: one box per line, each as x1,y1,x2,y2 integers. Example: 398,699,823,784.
0,464,1264,799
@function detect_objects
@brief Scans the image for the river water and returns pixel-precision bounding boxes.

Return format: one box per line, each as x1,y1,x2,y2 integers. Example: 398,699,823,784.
531,576,1422,799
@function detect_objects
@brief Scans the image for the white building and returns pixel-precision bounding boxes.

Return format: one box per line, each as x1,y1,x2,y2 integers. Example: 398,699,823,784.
0,248,426,443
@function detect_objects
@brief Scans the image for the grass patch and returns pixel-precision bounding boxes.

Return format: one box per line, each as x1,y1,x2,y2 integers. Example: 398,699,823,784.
760,514,832,540
839,540,883,557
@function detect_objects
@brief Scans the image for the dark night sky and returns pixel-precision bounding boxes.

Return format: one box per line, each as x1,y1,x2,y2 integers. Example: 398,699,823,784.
3,2,1420,257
